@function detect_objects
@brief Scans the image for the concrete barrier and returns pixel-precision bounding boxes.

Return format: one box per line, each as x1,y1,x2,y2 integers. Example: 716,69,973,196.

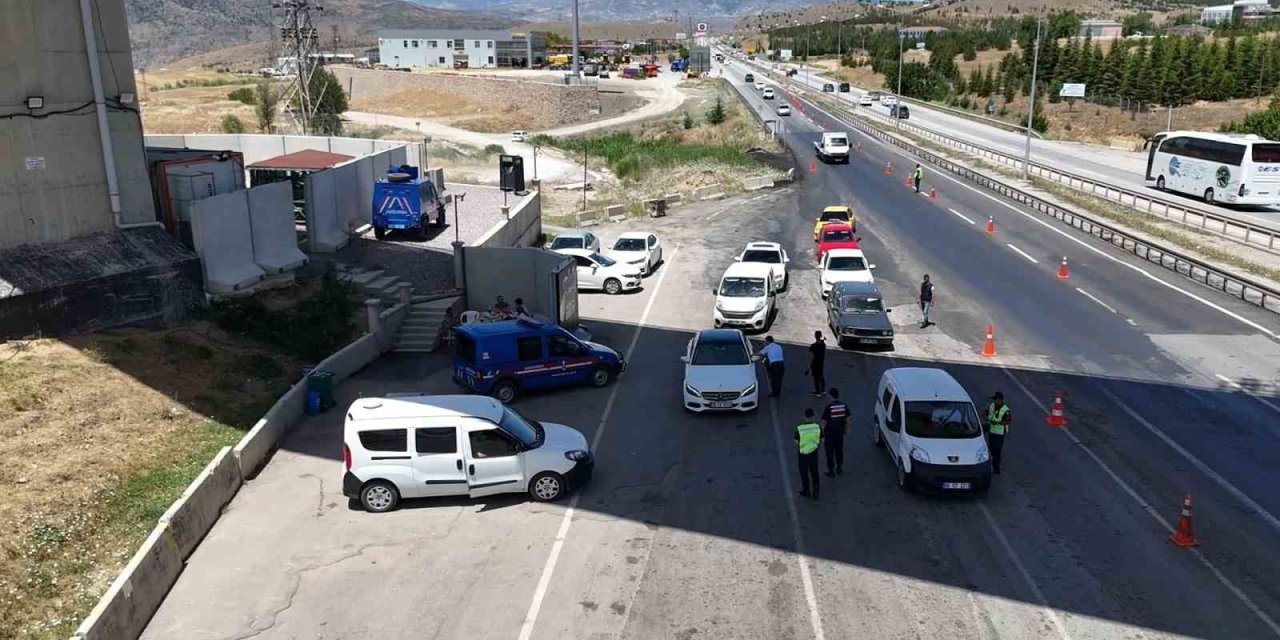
305,169,347,253
246,181,308,274
744,176,774,191
665,193,683,206
72,524,185,640
189,191,265,293
474,191,541,247
577,209,603,226
158,447,241,559
693,184,725,201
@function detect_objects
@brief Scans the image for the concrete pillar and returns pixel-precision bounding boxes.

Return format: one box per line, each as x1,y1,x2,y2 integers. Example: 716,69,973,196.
501,205,510,221
365,299,383,335
531,178,541,190
397,283,412,305
452,240,467,293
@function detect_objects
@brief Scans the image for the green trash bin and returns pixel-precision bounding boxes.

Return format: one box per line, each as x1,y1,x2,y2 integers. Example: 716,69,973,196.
306,370,336,412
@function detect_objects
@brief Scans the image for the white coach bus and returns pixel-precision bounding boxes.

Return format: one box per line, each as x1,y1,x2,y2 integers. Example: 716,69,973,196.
1144,131,1280,206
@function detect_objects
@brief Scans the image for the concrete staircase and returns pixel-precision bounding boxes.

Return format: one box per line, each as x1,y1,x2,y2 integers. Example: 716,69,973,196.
336,265,414,303
394,296,461,352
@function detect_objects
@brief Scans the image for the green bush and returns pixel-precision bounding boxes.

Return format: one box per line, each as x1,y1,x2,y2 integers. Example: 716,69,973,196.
483,143,506,156
682,111,695,130
219,114,245,134
227,87,255,104
209,272,357,361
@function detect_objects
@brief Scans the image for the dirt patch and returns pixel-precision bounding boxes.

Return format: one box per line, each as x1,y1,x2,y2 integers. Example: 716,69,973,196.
137,68,265,134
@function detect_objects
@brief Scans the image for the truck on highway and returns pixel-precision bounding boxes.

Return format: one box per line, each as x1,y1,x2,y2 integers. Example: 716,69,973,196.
814,132,852,164
371,166,445,240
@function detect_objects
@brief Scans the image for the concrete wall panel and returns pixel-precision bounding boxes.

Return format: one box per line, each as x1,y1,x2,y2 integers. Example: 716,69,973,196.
187,134,244,154
473,191,540,248
331,137,377,158
355,157,376,230
240,136,286,165
247,181,307,273
305,169,346,252
332,161,363,231
283,135,330,156
386,145,409,168
145,135,186,149
189,191,264,293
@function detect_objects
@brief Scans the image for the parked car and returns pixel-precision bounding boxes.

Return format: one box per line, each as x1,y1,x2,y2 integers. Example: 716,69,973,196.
815,223,860,262
735,240,789,291
545,229,600,252
342,394,594,512
556,248,643,295
827,281,892,348
763,87,775,99
872,368,991,494
778,104,792,116
681,329,761,413
819,248,875,299
607,231,663,275
713,261,777,331
813,205,856,240
452,318,624,403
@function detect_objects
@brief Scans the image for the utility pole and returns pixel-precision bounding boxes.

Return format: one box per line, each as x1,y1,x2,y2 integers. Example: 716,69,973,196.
896,28,904,130
1022,17,1042,178
273,0,323,134
572,0,581,79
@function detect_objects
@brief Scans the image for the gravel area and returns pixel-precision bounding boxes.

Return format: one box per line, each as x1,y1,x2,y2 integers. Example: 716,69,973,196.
333,183,532,295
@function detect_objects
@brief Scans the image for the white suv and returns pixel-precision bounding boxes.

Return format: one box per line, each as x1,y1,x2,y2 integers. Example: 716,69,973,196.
736,241,789,291
681,329,761,412
819,247,875,298
342,395,593,512
713,262,776,331
872,368,991,494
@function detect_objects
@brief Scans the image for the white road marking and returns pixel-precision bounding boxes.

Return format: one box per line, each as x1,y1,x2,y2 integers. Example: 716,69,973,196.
517,248,679,640
978,503,1073,640
707,205,738,220
767,403,826,640
1002,370,1280,638
948,207,975,224
795,93,1279,340
1214,373,1280,418
1074,287,1117,314
1125,318,1138,326
1005,243,1040,264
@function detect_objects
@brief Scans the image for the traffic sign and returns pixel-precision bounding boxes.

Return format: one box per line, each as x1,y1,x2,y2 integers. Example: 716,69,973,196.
696,22,709,33
1060,83,1086,98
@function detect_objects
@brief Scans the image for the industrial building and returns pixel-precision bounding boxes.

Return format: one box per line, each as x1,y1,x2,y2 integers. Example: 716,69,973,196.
1078,19,1124,38
1201,0,1275,23
378,30,546,69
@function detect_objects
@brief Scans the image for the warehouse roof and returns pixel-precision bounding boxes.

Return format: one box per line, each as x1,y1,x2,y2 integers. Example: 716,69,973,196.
247,149,353,171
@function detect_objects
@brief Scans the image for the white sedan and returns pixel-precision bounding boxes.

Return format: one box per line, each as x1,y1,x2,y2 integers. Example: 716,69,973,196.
736,241,789,291
681,329,760,413
754,81,766,91
819,247,876,298
858,95,874,107
555,248,643,295
778,104,791,116
607,232,663,276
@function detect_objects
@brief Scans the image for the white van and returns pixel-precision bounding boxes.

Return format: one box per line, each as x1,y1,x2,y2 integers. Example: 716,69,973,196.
872,368,991,494
713,262,776,331
342,394,593,512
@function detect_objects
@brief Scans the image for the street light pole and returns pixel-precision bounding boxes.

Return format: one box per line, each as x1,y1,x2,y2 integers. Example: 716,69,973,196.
1022,17,1042,178
452,192,466,246
571,0,580,79
581,146,588,212
895,29,904,129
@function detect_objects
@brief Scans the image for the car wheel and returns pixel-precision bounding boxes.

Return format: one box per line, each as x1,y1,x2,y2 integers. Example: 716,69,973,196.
373,227,387,240
360,481,399,513
1156,176,1166,191
529,471,566,502
416,221,430,241
589,366,613,387
604,278,622,295
782,273,789,291
1204,188,1215,204
872,420,884,448
897,459,912,493
492,380,519,404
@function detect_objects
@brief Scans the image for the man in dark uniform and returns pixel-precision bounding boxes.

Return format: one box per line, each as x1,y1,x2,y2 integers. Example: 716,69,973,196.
806,331,827,397
986,391,1012,474
821,387,850,477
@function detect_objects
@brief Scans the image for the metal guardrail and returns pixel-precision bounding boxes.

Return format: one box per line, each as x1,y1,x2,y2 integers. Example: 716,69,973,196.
776,76,1280,315
746,59,1280,257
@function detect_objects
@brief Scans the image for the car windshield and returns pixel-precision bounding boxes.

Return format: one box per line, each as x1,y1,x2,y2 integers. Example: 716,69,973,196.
613,238,647,251
719,277,766,297
828,137,848,146
499,406,544,448
589,252,616,267
820,210,850,222
550,236,583,249
742,249,781,264
838,295,882,313
823,229,853,242
904,401,982,439
827,256,866,271
691,339,749,365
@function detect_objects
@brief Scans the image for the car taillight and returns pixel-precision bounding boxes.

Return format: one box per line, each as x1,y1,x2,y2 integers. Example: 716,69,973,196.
343,444,351,471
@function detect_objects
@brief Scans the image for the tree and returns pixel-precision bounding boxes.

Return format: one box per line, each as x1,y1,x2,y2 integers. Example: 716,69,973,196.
678,46,690,61
706,96,727,125
1220,93,1280,139
253,81,280,133
300,66,348,135
1122,12,1154,37
227,87,255,105
220,114,245,133
682,111,694,129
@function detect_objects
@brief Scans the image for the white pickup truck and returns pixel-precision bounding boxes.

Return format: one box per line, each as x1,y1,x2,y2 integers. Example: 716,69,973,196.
814,132,851,164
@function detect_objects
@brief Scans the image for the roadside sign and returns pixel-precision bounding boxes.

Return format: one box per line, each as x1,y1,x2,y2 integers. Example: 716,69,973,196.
1060,83,1086,98
696,22,709,33
676,32,687,41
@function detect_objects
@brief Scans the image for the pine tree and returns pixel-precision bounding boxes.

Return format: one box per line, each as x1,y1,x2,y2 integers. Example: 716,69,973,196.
969,66,985,96
706,96,727,125
982,64,996,96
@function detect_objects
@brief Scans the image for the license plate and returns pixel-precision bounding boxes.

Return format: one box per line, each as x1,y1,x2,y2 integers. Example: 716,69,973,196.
389,224,405,229
859,339,880,344
710,402,734,409
942,482,970,490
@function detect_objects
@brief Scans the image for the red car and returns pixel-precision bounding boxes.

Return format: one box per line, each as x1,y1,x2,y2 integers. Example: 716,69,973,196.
815,223,860,261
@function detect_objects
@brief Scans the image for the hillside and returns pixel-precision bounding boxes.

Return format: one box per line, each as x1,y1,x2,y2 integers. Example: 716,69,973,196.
415,0,836,22
125,0,518,65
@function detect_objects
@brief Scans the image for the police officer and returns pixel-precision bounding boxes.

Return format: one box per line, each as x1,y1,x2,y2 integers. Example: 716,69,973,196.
913,163,924,193
821,387,849,477
986,391,1012,474
795,408,822,499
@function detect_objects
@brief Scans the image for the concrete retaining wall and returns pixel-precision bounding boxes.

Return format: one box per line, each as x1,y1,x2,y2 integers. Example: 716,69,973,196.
145,134,422,170
473,191,541,248
743,176,774,191
73,524,185,640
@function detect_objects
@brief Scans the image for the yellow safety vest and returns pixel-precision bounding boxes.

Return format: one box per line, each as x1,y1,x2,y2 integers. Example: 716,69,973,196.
913,167,923,179
987,404,1010,435
796,422,821,454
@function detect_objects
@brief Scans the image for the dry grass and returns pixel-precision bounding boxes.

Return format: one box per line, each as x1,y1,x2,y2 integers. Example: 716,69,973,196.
0,325,301,640
136,68,261,134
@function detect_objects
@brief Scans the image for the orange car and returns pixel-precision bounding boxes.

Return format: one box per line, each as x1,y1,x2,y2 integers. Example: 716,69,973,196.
813,205,856,240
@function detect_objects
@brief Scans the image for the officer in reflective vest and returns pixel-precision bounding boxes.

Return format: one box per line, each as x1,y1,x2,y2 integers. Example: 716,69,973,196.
795,408,823,500
913,163,924,193
986,391,1012,475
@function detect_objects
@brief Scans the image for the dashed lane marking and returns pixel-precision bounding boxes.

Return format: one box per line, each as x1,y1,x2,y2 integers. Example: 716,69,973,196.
978,503,1073,640
767,403,826,640
1075,288,1118,314
1005,243,1040,264
1214,374,1280,419
948,208,975,224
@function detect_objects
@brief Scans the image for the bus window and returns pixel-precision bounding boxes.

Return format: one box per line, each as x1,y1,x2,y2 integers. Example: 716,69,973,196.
1253,144,1280,164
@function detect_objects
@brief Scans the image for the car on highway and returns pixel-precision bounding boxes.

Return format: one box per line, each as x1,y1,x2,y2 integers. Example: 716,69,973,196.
891,104,910,119
681,329,761,413
815,223,860,261
859,95,874,107
452,317,624,403
814,132,852,164
713,261,776,331
511,130,527,143
556,248,643,295
777,104,791,116
872,368,992,494
735,240,789,291
827,281,893,348
744,72,754,83
867,90,884,101
819,248,875,298
342,394,594,512
882,95,898,107
823,83,835,92
763,87,775,99
607,231,663,275
813,205,856,240
786,68,798,77
545,229,601,252
839,82,851,92
754,81,766,91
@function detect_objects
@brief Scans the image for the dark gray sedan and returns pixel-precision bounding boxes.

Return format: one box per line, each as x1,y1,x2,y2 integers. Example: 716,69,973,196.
827,281,894,349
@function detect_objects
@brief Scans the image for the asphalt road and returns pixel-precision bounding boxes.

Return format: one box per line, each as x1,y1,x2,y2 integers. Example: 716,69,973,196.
141,63,1280,640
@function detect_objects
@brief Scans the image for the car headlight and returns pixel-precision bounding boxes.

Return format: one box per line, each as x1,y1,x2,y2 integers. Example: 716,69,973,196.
753,300,766,312
628,257,646,264
910,446,931,463
882,330,893,337
742,383,757,396
684,383,702,398
715,301,725,311
975,446,989,464
564,449,590,462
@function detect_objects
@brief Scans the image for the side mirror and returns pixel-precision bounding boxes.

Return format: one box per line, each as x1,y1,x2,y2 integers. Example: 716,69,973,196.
869,264,877,269
733,256,742,262
680,355,689,363
886,308,893,313
856,236,863,242
542,243,551,250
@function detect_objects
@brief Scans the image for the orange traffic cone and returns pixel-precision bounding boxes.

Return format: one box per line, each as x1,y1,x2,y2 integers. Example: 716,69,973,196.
1056,256,1070,279
809,158,817,173
884,162,893,175
1170,494,1201,547
929,188,937,201
1046,391,1067,426
903,176,912,188
981,324,997,357
985,216,995,235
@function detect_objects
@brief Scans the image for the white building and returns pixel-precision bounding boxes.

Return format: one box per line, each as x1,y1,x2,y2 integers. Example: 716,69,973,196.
1202,0,1273,24
378,30,546,69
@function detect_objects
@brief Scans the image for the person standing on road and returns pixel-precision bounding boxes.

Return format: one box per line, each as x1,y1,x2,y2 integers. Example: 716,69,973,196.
795,408,823,499
986,392,1012,475
759,336,785,398
806,331,827,397
919,275,935,328
913,163,924,193
821,387,849,477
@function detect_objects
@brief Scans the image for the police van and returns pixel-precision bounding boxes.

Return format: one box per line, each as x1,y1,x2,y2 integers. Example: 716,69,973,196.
453,318,624,403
